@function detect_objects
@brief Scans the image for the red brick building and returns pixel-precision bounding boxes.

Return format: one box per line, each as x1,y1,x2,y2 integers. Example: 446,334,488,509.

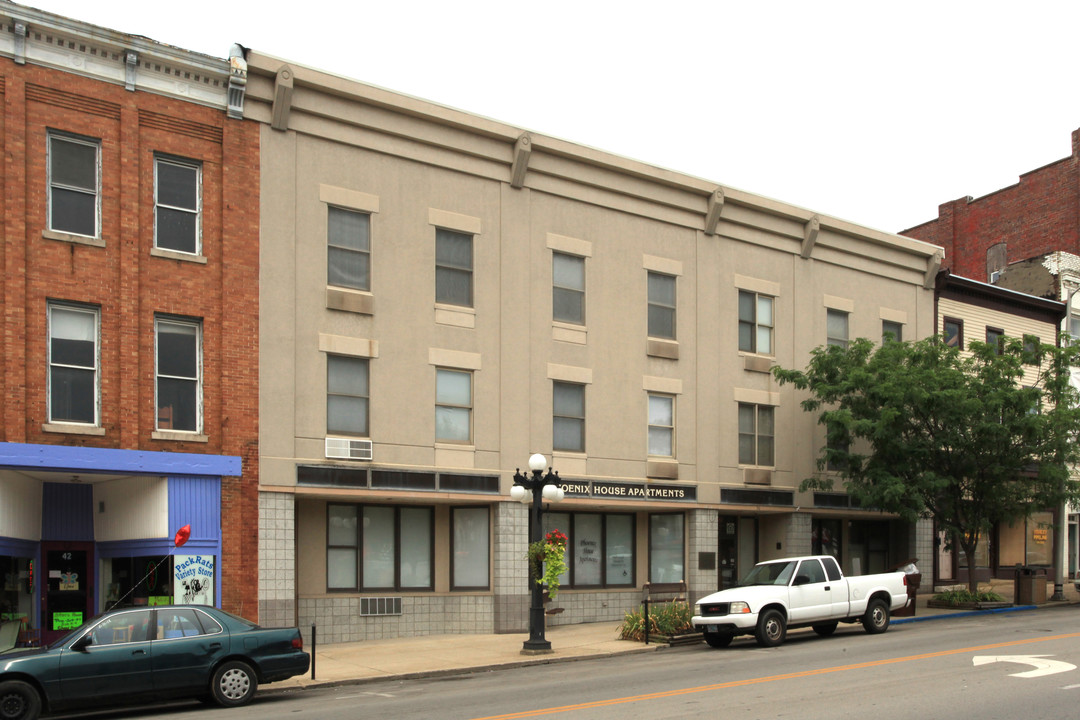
0,2,260,640
902,128,1080,284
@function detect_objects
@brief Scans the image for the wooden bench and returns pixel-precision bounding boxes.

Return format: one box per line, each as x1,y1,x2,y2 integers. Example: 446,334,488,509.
641,581,687,645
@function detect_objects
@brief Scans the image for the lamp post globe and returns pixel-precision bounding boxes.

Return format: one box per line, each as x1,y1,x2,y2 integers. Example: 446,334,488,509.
528,453,547,473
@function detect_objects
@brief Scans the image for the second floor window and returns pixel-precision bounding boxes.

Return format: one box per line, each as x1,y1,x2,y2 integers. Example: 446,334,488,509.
328,206,371,291
739,291,774,354
553,252,585,324
553,381,585,452
435,229,473,307
944,317,963,348
156,317,201,432
154,157,201,254
986,327,1004,354
882,320,903,343
436,369,472,443
48,303,98,425
49,133,100,237
647,272,676,339
738,403,774,467
648,394,674,457
327,355,369,436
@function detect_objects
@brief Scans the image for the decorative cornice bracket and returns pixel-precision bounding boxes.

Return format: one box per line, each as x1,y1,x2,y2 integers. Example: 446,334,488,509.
924,250,943,289
124,50,138,91
704,188,725,235
510,133,532,188
227,44,248,120
801,215,820,258
271,65,294,131
13,22,26,65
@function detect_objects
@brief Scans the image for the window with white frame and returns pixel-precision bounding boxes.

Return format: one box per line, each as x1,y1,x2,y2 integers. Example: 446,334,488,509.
553,381,585,452
154,156,201,254
436,369,472,443
553,252,585,324
155,317,201,432
48,132,100,237
738,290,774,354
327,504,433,591
327,355,369,436
327,206,371,291
647,272,676,339
826,309,849,348
435,228,473,307
738,403,774,466
648,394,674,457
48,303,99,424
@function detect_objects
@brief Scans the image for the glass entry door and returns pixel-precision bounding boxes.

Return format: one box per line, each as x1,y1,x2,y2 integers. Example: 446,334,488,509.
42,542,93,645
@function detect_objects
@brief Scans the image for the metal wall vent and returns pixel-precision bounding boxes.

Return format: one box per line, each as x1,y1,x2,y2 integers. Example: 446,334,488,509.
325,437,373,461
360,597,402,616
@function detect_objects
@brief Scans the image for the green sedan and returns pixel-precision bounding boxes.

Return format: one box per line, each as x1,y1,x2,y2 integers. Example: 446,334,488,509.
0,605,309,720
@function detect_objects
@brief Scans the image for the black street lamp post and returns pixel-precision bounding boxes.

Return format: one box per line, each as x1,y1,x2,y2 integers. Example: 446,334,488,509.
511,453,564,654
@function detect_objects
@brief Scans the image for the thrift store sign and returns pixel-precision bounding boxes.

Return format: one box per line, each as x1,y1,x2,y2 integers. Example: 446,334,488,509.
173,555,214,606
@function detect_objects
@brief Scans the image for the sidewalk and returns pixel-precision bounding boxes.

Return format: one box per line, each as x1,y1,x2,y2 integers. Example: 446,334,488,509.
272,578,1080,691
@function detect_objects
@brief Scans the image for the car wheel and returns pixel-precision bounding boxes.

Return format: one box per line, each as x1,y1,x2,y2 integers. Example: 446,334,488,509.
210,660,258,707
862,598,890,634
0,680,42,720
812,621,838,637
703,631,734,648
755,609,786,648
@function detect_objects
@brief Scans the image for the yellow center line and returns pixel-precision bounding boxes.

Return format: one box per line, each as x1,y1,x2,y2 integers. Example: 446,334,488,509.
471,632,1080,720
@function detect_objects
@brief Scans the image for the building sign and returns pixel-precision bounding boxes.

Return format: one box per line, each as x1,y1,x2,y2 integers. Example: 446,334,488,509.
174,555,215,606
557,480,695,503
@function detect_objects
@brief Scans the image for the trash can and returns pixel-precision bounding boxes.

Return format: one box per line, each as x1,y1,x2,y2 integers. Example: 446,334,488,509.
1015,565,1047,605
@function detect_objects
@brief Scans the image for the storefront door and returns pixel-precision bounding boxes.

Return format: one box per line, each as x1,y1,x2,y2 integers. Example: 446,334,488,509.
42,541,94,645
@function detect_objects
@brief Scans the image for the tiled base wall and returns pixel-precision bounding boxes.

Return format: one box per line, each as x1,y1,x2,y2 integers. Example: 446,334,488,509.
298,595,495,644
545,590,641,627
258,491,296,627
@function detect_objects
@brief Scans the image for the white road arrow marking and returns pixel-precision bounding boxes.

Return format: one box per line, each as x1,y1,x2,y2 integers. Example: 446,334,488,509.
972,655,1077,678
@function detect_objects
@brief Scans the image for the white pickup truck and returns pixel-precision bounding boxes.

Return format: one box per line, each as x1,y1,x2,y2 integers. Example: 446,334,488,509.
691,555,909,648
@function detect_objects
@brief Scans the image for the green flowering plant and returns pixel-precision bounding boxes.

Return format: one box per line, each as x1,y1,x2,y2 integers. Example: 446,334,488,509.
527,528,569,599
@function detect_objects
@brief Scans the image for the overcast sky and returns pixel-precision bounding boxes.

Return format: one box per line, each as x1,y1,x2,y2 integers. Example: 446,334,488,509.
21,0,1080,234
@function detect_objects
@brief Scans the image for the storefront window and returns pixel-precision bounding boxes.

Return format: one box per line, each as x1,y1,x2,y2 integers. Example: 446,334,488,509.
542,511,634,588
0,556,34,628
1027,512,1054,566
451,507,489,590
101,556,174,609
957,532,991,569
328,504,433,592
812,519,842,563
649,513,684,584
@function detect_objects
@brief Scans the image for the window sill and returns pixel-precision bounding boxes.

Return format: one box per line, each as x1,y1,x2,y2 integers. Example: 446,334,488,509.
435,442,475,450
42,229,105,247
647,338,679,359
152,430,209,443
435,304,476,328
553,322,587,345
151,247,207,264
739,353,774,373
327,286,374,315
42,422,105,436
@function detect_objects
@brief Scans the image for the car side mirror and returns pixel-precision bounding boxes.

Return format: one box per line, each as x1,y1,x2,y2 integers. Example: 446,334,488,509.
793,575,810,586
71,634,92,651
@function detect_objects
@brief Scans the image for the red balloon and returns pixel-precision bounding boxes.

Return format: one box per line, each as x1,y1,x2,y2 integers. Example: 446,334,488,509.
174,524,191,547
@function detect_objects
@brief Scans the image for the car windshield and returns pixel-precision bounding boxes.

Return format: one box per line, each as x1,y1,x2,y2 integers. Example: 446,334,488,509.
741,560,796,586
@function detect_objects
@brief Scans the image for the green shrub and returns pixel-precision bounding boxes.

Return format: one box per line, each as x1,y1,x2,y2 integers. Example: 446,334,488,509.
931,588,1004,605
619,602,694,641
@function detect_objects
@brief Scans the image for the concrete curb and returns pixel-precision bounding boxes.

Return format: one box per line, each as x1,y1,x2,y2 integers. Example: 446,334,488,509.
892,604,1038,624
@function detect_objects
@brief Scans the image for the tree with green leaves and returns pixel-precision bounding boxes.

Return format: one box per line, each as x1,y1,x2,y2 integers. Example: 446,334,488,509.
773,334,1080,593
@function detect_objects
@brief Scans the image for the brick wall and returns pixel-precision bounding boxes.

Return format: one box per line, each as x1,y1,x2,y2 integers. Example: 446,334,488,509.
0,58,261,619
902,128,1080,282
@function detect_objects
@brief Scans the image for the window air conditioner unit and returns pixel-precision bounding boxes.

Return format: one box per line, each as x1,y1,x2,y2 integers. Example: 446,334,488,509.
325,437,373,461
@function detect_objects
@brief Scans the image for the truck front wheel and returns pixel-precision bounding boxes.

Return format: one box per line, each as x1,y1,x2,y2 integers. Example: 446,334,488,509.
862,598,890,634
755,609,786,647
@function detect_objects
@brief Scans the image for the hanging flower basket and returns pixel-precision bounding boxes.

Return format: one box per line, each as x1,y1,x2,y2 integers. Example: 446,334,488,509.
527,529,568,600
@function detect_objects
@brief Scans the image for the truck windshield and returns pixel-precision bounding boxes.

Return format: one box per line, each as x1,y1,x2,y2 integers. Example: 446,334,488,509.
741,560,796,586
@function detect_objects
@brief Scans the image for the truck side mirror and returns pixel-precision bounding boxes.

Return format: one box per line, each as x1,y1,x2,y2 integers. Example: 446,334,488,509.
793,575,810,586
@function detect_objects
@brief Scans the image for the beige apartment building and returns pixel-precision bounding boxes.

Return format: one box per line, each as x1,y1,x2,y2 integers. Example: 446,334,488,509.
243,53,943,641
